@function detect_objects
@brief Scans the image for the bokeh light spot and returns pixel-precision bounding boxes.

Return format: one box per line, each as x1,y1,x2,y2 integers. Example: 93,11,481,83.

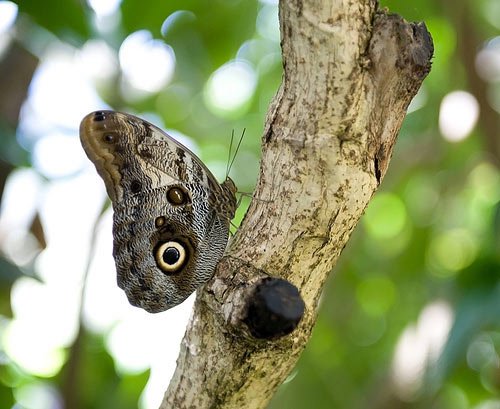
481,0,500,30
392,301,453,400
364,193,407,239
437,384,469,409
473,400,500,409
13,382,61,409
0,168,42,239
468,162,500,206
161,10,196,37
87,0,122,17
407,86,428,114
204,60,257,117
467,333,497,372
257,3,280,42
476,37,500,82
0,1,17,35
480,361,500,394
79,39,118,82
427,228,479,277
356,276,396,316
6,276,80,377
106,314,151,374
33,132,88,178
439,91,479,142
25,47,105,130
4,318,66,377
119,30,175,93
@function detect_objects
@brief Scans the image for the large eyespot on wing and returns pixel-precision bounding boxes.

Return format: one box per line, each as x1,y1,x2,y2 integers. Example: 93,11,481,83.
154,240,188,275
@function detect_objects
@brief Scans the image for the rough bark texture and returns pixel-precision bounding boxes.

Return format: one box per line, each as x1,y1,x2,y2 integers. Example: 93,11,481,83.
161,0,433,408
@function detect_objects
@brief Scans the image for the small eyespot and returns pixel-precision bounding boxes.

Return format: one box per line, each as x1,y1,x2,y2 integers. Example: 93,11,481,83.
130,180,142,193
154,241,187,274
94,112,106,121
155,216,166,228
103,133,116,143
167,186,188,205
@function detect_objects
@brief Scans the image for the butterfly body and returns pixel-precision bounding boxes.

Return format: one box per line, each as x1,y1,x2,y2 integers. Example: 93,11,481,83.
80,111,236,313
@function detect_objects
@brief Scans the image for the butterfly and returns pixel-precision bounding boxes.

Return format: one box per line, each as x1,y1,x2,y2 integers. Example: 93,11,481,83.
80,110,237,313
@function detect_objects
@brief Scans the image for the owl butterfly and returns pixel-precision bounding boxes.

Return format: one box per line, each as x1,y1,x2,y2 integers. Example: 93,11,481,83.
80,111,237,313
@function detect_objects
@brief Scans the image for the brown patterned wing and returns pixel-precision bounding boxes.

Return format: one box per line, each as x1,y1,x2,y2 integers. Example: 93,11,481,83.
80,110,237,313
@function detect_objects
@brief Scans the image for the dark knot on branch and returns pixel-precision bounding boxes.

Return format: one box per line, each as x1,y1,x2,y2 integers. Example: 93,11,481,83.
243,277,305,340
208,256,305,340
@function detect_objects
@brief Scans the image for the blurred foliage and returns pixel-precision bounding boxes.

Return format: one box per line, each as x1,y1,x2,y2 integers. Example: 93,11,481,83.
0,0,499,409
14,0,91,44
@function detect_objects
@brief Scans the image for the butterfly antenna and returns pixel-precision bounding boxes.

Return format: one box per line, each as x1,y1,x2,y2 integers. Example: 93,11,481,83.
226,129,235,178
227,128,245,178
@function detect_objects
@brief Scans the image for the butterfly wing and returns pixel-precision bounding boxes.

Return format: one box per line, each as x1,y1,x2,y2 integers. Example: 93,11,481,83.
80,110,237,312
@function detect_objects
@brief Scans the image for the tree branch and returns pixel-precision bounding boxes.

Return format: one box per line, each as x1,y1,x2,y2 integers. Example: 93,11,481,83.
161,1,433,408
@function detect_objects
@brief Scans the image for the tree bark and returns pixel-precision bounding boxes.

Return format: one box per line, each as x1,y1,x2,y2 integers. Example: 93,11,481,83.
161,0,433,408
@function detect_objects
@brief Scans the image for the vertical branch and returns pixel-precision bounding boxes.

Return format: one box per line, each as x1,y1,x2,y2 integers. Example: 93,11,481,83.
161,1,433,408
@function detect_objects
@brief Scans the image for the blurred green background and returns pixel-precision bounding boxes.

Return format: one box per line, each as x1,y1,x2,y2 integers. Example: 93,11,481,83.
0,0,499,408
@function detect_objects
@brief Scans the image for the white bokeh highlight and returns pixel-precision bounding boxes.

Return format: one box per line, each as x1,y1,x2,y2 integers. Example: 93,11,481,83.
205,60,257,115
33,132,88,178
476,37,500,82
256,3,280,42
0,1,17,34
391,301,454,400
80,40,119,82
119,30,175,94
439,90,480,142
25,46,106,131
87,0,122,17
